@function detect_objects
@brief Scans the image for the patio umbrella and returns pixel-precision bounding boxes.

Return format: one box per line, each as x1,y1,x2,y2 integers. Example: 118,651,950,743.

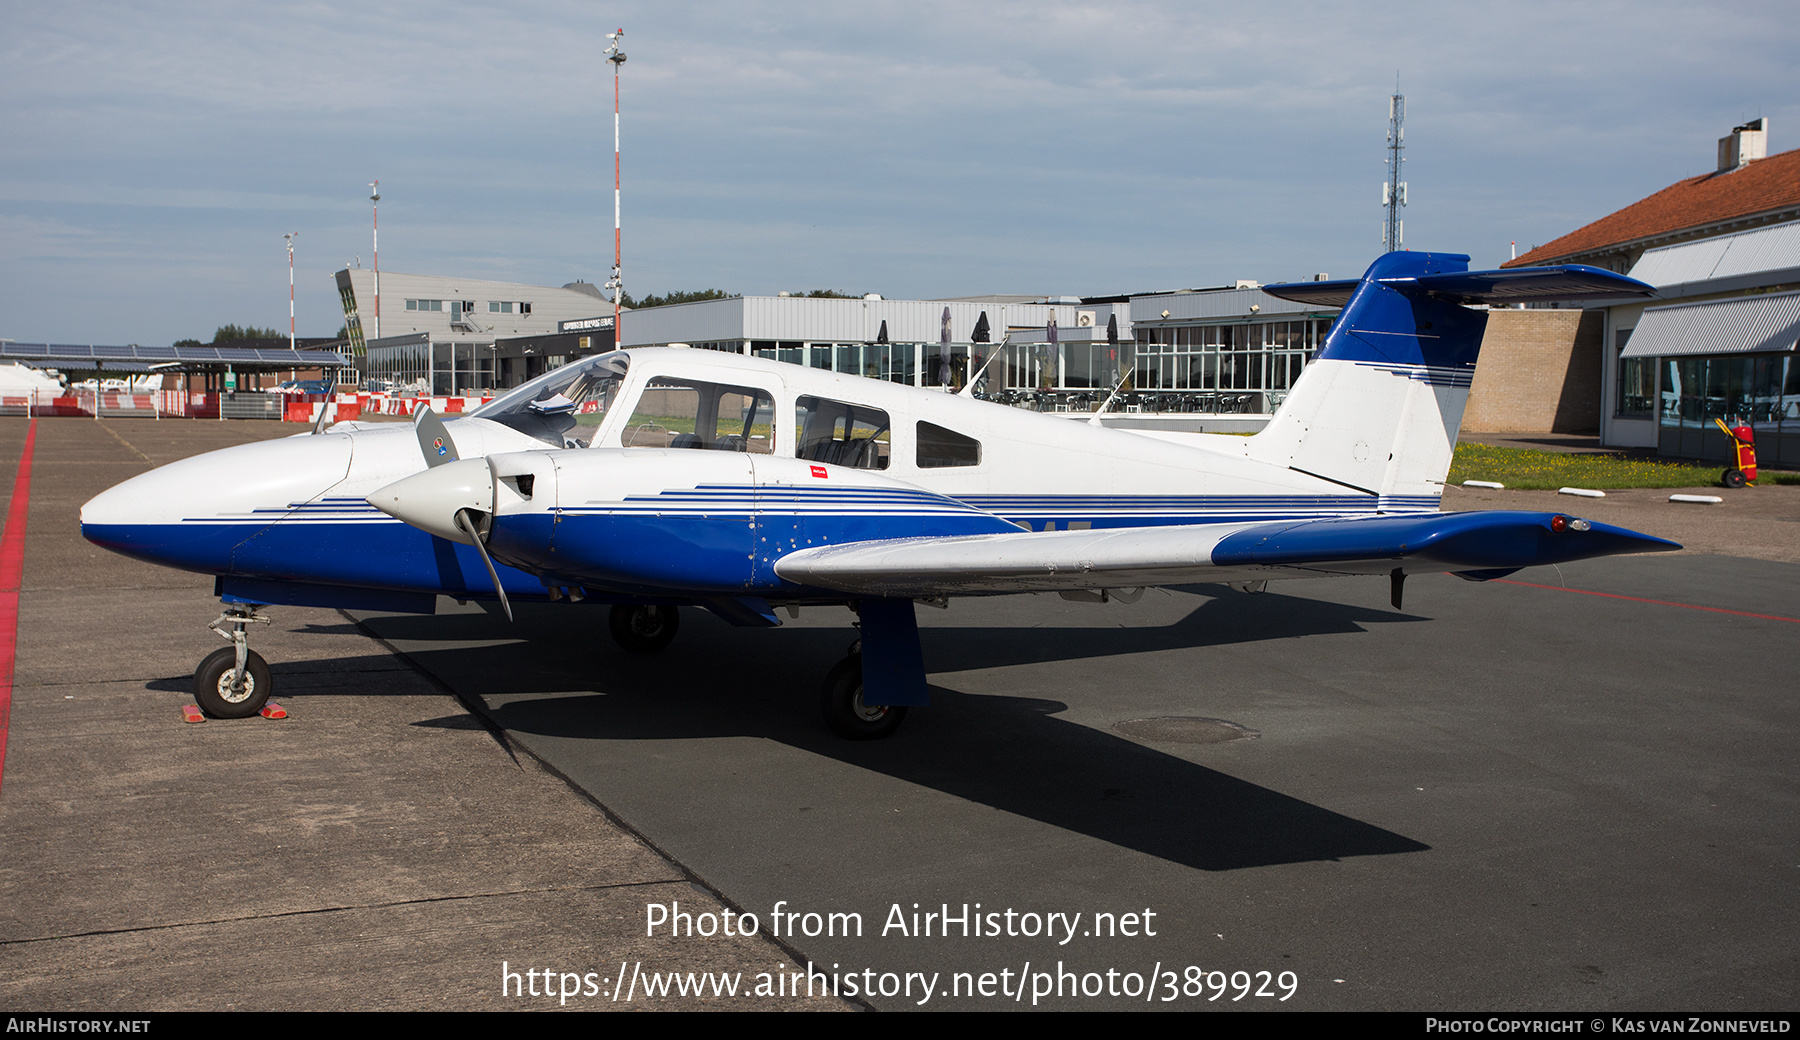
937,307,952,385
1107,312,1120,383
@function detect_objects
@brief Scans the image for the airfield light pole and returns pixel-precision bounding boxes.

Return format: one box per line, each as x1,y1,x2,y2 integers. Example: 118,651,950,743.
1382,82,1406,252
370,182,381,340
605,30,626,349
284,232,299,350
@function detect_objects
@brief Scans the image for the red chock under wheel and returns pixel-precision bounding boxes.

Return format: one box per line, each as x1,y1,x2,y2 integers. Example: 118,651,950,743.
259,702,287,720
181,705,206,724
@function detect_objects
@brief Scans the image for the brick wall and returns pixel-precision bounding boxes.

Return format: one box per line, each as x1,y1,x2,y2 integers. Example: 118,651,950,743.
1462,309,1603,434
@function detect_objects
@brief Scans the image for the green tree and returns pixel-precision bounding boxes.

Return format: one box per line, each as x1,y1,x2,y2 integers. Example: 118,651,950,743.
172,338,202,349
212,324,284,342
622,288,736,309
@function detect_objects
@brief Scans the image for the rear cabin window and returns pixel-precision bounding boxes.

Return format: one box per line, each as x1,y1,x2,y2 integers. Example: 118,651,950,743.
796,396,889,469
916,421,981,468
621,378,775,453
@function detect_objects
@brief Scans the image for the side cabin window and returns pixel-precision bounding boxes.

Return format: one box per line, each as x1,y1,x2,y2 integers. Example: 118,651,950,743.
796,396,889,470
621,377,775,453
916,421,981,468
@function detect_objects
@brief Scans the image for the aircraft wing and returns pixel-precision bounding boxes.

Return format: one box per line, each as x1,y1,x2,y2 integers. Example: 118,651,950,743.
772,510,1679,597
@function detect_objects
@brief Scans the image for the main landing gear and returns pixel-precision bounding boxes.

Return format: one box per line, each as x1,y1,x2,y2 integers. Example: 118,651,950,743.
608,604,681,654
819,639,908,741
196,604,273,719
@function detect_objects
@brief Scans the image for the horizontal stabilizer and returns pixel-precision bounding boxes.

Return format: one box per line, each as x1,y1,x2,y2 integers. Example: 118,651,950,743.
1264,264,1654,308
773,511,1679,597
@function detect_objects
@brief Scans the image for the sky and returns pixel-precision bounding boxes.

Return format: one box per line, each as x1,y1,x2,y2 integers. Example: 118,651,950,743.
2,0,1795,345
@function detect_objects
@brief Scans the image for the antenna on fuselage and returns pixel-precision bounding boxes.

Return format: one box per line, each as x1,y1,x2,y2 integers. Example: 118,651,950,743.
1087,362,1136,426
310,397,334,434
959,330,1009,398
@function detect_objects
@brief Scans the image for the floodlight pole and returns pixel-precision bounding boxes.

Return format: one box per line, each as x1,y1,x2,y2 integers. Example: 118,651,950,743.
369,182,381,340
284,232,299,350
605,30,626,349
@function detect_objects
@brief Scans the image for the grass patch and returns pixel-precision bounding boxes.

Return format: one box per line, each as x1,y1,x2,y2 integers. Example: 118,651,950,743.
1447,443,1797,489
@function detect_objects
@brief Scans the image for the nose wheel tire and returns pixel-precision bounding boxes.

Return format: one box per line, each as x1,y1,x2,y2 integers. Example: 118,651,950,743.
608,604,681,654
194,646,273,719
820,654,907,740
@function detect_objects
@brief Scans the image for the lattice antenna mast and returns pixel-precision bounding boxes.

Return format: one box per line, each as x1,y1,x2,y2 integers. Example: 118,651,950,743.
605,30,626,345
1383,83,1406,251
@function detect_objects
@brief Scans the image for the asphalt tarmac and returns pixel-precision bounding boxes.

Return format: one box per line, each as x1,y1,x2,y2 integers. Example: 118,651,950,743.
3,416,1796,1011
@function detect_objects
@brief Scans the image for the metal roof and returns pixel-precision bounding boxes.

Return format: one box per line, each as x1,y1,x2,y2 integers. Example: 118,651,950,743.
0,343,350,368
1619,290,1800,358
1129,285,1329,324
617,296,1132,347
1628,219,1800,289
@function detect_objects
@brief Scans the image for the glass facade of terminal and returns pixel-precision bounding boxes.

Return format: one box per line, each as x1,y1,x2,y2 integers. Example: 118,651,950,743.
1656,353,1800,464
365,337,500,395
731,315,1333,412
363,314,1335,414
1132,319,1330,401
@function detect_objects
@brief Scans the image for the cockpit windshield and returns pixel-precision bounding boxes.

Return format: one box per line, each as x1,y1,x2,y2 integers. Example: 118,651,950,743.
470,351,630,447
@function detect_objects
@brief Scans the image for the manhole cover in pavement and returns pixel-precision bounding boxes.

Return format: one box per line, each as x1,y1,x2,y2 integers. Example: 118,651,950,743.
1113,717,1260,744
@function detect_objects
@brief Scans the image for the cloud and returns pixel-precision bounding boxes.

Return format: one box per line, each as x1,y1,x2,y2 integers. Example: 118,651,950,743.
2,0,1798,342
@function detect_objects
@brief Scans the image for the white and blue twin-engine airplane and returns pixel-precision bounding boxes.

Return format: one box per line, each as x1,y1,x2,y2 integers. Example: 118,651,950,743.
82,251,1677,737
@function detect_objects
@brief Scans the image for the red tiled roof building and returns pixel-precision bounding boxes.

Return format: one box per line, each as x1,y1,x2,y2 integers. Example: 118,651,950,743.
1504,119,1800,273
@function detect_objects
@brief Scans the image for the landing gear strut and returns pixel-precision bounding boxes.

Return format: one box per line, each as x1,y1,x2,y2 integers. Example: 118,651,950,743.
196,605,272,719
608,604,680,653
819,650,907,740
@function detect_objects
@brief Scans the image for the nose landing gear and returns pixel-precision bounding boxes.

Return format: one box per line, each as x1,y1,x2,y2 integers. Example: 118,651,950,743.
196,605,273,719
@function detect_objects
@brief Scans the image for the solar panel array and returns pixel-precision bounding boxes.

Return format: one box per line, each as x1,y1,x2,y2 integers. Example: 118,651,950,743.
0,343,350,367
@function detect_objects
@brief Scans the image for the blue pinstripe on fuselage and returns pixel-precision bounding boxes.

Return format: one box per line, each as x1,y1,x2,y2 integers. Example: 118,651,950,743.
84,481,1441,604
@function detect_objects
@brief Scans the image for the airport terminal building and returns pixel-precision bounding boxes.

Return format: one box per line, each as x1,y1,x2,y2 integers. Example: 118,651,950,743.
336,266,1589,434
334,269,616,393
341,270,1345,427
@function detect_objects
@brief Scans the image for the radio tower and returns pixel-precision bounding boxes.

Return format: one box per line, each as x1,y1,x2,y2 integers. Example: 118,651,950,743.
1382,81,1406,251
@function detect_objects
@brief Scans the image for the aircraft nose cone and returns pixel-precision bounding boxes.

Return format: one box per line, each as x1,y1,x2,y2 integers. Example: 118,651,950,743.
367,458,494,545
81,433,354,570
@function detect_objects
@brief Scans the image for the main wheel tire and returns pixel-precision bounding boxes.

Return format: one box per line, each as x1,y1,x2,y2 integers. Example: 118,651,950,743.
194,646,273,719
608,604,680,653
820,654,907,740
1723,469,1747,488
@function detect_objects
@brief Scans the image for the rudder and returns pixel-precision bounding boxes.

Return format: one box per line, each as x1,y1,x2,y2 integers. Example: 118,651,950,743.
1248,252,1486,506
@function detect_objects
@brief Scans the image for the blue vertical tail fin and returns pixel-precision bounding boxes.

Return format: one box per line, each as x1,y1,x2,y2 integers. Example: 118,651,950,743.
1247,252,1652,505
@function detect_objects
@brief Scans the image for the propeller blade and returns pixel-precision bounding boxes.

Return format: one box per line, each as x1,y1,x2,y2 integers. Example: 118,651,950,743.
456,508,513,622
414,406,460,468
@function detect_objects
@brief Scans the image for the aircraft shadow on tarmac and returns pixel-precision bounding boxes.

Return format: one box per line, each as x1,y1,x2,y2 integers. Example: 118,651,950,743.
354,588,1431,872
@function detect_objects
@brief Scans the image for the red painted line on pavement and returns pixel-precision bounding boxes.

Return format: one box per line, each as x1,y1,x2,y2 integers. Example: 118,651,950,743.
0,417,38,797
1492,577,1800,625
